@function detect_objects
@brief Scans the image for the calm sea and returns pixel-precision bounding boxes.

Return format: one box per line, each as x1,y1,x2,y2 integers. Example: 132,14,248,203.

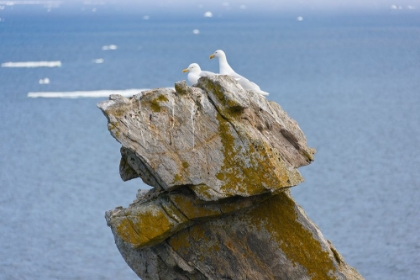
1,5,419,280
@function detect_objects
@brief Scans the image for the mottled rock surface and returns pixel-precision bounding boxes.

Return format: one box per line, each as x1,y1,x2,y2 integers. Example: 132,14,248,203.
98,76,363,280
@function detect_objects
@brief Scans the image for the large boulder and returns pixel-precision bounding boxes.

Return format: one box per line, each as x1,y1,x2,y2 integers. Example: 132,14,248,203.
98,76,363,280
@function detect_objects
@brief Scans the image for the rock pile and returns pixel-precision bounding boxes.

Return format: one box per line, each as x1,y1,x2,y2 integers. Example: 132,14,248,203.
98,76,363,280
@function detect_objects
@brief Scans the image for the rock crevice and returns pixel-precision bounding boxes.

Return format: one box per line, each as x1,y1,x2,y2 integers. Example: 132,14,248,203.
98,76,363,280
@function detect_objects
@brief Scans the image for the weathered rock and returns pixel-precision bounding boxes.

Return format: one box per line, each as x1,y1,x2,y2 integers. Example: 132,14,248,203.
99,76,363,280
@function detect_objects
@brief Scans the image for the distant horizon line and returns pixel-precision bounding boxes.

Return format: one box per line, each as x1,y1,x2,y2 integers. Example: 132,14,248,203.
0,1,418,15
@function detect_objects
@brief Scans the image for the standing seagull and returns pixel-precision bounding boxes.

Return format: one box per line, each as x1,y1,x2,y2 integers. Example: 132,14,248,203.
209,50,269,96
182,63,215,85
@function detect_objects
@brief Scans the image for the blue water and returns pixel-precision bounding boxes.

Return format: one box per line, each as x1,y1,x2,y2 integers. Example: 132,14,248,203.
1,6,420,280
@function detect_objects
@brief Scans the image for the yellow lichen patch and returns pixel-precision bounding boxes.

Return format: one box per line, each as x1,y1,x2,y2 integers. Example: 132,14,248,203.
107,122,120,138
182,161,189,169
167,227,191,256
115,218,149,246
149,95,169,113
115,208,173,248
168,223,221,257
246,193,337,280
170,193,221,220
160,199,190,225
189,225,221,253
189,184,215,201
112,107,127,117
219,192,272,214
173,173,182,183
107,122,118,130
216,114,300,197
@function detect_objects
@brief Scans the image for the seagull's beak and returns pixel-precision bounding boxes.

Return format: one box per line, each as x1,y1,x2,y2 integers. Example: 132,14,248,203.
209,54,215,59
182,69,189,73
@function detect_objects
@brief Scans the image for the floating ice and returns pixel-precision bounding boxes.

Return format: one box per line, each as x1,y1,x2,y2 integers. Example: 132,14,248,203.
0,1,60,6
82,1,105,5
1,61,62,68
407,5,416,9
143,15,149,20
28,88,176,99
93,58,104,64
92,7,96,12
102,45,117,50
204,11,212,17
28,89,150,99
297,16,303,21
239,5,246,9
39,78,50,84
192,29,200,35
390,5,403,9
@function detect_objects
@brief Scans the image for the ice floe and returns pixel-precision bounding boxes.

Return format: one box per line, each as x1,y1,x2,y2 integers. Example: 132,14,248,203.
1,61,62,68
93,58,104,64
391,5,403,9
28,89,149,99
102,45,117,50
0,1,60,6
39,78,50,84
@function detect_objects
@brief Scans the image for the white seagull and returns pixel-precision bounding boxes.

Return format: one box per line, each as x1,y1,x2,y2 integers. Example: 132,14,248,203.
182,63,215,85
209,49,269,96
